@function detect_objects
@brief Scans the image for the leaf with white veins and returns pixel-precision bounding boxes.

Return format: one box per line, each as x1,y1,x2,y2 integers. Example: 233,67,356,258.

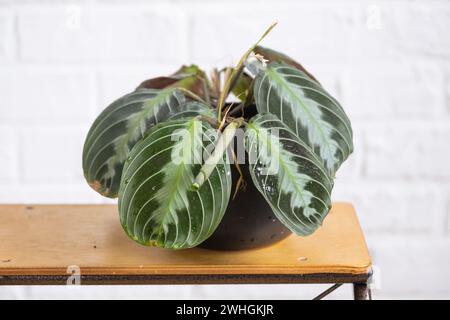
245,113,333,236
118,118,231,249
254,62,353,175
82,88,212,198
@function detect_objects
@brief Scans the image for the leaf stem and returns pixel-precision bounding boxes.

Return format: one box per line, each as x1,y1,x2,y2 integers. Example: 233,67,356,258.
191,118,244,190
216,21,277,124
176,87,208,104
231,148,246,200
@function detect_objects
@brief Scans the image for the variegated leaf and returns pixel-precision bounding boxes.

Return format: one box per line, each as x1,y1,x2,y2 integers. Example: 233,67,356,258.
166,101,216,121
118,118,231,249
254,62,353,175
82,88,212,198
245,113,333,236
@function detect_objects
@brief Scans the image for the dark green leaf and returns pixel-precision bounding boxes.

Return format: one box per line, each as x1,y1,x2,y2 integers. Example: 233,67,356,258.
82,88,212,198
254,62,353,175
245,113,333,236
118,118,231,249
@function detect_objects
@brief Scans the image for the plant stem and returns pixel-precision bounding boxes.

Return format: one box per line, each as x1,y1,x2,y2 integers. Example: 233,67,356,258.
231,148,246,200
216,21,277,124
191,118,244,190
210,68,221,98
176,87,207,104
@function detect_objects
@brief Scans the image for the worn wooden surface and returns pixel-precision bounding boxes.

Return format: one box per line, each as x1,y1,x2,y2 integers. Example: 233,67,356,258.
0,203,371,278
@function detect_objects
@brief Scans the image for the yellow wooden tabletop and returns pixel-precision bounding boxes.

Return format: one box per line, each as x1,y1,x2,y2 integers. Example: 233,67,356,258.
0,203,371,277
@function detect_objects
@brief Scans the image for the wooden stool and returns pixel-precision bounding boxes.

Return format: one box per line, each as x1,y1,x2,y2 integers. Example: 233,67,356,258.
0,203,372,300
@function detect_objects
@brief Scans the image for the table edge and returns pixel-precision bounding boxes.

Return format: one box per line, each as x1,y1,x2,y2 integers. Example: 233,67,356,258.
0,271,372,286
0,263,372,276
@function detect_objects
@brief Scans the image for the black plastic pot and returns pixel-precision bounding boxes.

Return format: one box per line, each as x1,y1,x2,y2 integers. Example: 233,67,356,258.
198,160,291,251
198,104,292,251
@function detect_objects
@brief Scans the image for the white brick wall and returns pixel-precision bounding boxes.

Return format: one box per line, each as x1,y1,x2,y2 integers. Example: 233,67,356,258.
0,9,13,61
17,5,186,63
0,0,449,299
0,67,96,123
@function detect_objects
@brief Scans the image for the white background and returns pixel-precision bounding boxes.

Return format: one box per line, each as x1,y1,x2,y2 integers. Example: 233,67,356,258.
0,0,449,299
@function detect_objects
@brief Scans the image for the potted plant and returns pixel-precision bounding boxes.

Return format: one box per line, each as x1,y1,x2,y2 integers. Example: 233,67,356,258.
82,23,353,250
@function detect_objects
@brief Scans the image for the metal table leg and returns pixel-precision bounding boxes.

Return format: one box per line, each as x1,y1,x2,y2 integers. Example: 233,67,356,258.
353,282,372,300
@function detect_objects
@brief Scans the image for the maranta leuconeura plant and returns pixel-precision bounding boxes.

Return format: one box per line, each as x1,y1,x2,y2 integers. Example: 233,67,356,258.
82,23,353,249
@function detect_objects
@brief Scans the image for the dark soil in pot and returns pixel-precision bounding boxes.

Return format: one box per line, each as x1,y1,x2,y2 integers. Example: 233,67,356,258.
198,105,292,251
